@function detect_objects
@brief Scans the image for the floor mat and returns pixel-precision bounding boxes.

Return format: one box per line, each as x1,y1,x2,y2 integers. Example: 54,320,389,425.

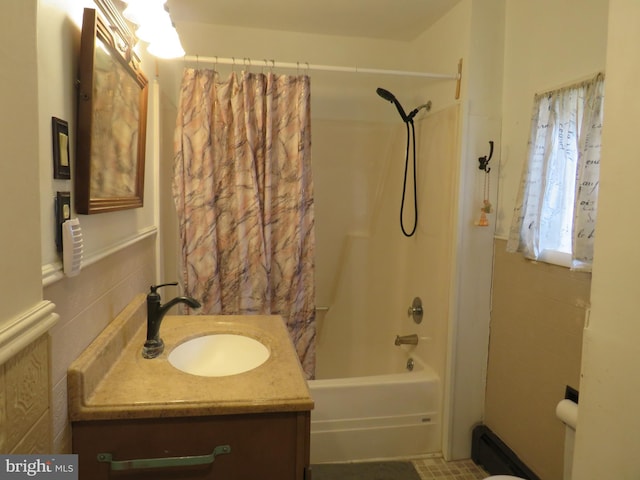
311,461,422,480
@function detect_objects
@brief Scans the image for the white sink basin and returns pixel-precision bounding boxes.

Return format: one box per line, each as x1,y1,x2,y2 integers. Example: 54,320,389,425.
168,334,270,377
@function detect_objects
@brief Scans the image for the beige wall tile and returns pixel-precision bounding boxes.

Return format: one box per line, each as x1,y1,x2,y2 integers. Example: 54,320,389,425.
0,239,154,454
45,237,156,451
4,335,49,451
51,377,71,453
0,366,6,452
10,411,51,454
485,239,590,480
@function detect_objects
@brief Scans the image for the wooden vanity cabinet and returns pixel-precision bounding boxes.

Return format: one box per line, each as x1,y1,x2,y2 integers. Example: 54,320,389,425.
72,410,311,480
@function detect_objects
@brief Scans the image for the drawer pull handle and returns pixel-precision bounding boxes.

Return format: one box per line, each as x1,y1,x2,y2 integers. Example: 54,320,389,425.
97,445,231,471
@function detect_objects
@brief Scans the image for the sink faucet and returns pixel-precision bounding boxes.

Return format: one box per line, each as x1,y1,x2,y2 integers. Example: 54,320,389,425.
142,283,201,359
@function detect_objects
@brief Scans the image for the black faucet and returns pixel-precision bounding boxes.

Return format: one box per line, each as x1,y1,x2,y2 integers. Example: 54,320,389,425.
142,283,201,359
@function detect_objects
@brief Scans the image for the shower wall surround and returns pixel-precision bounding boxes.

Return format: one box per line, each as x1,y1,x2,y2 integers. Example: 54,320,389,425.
313,106,460,382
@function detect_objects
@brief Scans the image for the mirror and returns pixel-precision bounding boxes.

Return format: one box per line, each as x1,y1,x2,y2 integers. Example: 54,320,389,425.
75,7,148,214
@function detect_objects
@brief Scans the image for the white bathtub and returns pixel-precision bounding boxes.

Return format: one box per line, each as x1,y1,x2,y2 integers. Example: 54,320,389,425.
308,358,441,463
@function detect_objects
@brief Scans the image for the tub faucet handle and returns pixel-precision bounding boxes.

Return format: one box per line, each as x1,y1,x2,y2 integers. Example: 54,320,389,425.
407,297,423,324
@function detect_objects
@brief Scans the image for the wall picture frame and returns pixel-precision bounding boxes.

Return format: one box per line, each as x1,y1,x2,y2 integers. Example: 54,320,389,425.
52,117,71,179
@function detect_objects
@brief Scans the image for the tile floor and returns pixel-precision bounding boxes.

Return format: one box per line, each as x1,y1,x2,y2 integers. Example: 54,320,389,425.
412,457,489,480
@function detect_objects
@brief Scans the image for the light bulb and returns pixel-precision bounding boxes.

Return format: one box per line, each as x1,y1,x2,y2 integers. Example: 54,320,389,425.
147,26,185,59
135,10,172,42
123,0,167,25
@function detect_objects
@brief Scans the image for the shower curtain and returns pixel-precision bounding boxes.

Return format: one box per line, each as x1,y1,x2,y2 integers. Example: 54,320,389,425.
173,68,316,378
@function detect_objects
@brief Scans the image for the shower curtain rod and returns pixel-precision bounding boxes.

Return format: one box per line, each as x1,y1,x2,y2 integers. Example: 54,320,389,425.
183,55,459,80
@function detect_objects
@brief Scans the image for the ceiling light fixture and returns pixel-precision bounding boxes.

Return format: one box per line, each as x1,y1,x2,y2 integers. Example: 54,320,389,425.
122,0,166,25
135,10,172,43
121,0,184,59
147,26,185,59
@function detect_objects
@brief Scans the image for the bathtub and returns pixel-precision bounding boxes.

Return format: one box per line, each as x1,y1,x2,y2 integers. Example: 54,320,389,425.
308,356,441,463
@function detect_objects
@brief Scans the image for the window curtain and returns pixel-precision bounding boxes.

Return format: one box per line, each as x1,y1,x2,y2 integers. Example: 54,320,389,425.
507,73,604,271
173,68,316,378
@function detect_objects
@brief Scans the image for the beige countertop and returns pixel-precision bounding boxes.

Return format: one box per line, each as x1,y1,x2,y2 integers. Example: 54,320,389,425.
68,294,313,422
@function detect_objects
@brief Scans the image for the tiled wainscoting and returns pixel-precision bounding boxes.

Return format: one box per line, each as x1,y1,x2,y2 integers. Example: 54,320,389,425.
0,334,51,452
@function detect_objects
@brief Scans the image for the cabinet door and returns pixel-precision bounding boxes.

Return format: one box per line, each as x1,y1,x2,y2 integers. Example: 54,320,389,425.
72,411,310,480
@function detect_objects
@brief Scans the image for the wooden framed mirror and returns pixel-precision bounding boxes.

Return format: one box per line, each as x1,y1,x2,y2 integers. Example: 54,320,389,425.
75,6,148,214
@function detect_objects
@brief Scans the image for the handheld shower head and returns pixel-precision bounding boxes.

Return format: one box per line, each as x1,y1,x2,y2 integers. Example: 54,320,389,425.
377,88,431,237
375,87,396,102
376,87,409,123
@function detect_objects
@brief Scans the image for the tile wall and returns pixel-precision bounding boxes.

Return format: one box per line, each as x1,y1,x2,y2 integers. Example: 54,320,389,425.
0,334,51,453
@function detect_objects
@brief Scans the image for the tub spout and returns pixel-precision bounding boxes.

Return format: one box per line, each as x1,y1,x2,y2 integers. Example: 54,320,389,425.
395,334,419,346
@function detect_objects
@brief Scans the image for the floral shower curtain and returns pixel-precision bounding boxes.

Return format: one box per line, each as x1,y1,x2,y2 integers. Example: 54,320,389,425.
173,68,316,378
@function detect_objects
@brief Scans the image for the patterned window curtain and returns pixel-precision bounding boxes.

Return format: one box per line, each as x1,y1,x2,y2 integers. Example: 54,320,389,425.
507,73,604,272
173,69,316,379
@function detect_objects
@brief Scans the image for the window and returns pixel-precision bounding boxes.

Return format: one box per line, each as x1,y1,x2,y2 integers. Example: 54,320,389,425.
507,73,605,272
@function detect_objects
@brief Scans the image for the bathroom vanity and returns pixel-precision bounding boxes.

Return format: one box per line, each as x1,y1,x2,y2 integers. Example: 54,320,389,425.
68,294,314,480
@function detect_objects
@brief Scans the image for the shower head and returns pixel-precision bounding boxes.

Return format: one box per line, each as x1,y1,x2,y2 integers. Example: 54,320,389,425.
376,87,396,102
376,87,409,123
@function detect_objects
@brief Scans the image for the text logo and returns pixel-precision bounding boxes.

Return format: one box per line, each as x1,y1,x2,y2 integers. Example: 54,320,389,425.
0,455,77,479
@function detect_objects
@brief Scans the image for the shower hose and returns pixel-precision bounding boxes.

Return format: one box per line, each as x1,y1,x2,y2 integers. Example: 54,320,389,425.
400,121,418,237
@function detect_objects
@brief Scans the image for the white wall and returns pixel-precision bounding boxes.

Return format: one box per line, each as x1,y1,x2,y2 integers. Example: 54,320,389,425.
36,0,158,452
573,0,640,477
0,0,43,325
402,0,508,460
38,0,158,283
497,0,609,238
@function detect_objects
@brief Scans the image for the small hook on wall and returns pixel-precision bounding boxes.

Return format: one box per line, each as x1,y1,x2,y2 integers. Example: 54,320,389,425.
478,141,494,173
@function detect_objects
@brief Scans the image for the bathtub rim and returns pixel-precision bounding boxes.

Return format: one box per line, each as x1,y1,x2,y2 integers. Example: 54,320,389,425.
310,353,434,387
307,356,442,389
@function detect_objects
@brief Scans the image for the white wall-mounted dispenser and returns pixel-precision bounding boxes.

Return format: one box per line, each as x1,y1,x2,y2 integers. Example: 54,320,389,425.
62,218,83,276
